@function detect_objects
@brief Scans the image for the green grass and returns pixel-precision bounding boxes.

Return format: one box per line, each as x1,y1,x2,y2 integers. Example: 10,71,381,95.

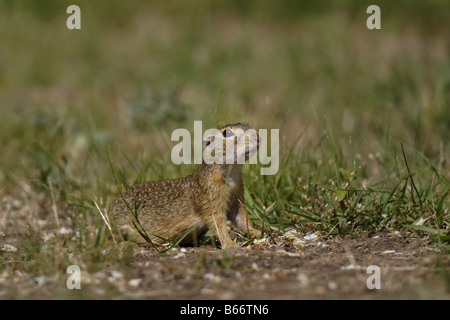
0,1,449,298
245,136,448,241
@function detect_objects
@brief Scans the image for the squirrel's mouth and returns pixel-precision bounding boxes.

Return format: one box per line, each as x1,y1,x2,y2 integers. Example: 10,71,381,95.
247,132,260,156
245,145,259,158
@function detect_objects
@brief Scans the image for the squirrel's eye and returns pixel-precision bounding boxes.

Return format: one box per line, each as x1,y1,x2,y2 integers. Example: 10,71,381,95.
223,129,234,138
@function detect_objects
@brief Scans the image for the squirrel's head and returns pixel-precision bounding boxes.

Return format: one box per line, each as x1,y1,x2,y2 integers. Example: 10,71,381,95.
203,123,259,165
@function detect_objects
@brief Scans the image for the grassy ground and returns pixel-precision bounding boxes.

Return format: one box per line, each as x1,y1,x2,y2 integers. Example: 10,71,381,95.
0,1,449,299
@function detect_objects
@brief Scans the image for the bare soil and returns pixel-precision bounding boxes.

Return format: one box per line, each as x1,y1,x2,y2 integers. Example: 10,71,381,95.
115,231,449,299
2,231,448,299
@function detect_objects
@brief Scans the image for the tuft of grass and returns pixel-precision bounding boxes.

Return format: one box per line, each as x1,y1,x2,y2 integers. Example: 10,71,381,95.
244,127,449,249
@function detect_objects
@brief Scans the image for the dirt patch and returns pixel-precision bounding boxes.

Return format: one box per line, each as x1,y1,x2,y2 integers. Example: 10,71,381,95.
114,231,449,299
2,231,448,299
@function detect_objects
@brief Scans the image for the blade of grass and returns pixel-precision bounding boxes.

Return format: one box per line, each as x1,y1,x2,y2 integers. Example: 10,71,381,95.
401,142,422,207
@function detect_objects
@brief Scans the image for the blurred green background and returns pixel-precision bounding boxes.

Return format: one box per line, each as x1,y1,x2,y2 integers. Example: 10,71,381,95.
0,0,448,213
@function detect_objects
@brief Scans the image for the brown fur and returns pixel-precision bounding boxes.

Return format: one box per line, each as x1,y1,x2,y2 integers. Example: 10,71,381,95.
108,123,260,248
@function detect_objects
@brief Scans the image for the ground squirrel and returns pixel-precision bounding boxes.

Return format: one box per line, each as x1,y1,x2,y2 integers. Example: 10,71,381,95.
109,123,261,248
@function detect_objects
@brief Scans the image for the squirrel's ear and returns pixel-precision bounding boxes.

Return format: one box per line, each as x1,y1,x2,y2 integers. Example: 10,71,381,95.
203,135,214,148
204,137,211,148
203,128,219,149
